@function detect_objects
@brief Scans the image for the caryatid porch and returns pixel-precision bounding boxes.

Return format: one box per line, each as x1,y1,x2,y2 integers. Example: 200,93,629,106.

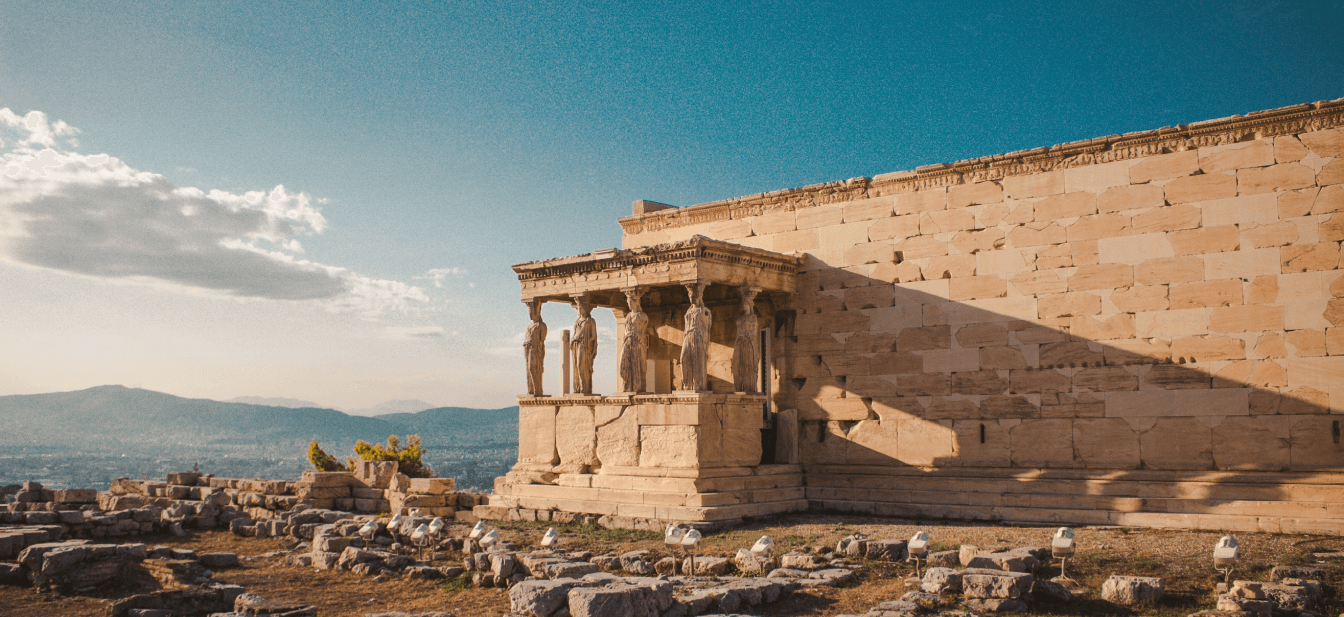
482,236,810,527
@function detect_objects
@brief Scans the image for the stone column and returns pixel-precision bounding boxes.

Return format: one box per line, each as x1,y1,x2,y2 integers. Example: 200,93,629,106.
523,299,547,397
618,287,648,394
561,329,571,395
570,294,597,395
731,287,761,393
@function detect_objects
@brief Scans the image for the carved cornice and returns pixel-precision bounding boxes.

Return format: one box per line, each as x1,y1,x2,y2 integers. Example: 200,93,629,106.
512,235,801,282
517,392,769,406
619,98,1344,234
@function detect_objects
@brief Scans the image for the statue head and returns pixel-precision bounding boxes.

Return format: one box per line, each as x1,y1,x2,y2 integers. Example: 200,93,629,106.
573,295,592,317
625,289,644,313
684,282,707,307
527,300,542,321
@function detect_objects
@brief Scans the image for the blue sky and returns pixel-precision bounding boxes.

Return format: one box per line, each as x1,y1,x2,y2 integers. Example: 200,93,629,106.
1,1,1342,410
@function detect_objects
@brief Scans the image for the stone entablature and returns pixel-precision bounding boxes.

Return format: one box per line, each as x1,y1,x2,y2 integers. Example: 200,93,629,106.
617,98,1344,235
513,236,800,305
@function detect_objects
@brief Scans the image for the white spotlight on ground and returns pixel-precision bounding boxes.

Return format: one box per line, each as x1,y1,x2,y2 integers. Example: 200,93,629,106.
541,527,560,548
908,531,931,577
751,535,774,557
1214,535,1240,585
469,520,488,540
480,529,501,550
1052,527,1076,578
681,528,703,576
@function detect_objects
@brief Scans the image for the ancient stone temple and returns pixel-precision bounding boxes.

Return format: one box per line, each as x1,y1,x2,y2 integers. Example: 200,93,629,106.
480,98,1344,534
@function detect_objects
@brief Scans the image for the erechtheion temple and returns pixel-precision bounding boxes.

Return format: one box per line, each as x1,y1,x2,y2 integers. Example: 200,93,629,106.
476,99,1344,535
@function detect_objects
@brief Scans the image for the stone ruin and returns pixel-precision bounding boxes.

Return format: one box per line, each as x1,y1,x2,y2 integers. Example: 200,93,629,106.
480,98,1344,535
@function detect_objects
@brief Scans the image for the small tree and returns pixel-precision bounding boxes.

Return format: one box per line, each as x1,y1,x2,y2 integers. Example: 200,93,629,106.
307,440,349,472
347,435,435,478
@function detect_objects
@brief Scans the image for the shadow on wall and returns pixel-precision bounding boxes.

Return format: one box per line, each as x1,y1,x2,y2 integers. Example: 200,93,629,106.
770,259,1342,525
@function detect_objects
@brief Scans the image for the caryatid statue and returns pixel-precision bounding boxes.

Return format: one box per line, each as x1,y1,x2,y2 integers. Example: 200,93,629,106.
618,288,648,393
731,288,760,393
679,282,712,392
523,299,547,396
570,295,597,395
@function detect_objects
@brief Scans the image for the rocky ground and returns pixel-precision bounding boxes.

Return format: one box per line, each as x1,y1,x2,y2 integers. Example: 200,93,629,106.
1,512,1340,617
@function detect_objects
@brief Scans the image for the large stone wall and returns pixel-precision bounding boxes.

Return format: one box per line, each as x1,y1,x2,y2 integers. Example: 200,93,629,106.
616,100,1344,533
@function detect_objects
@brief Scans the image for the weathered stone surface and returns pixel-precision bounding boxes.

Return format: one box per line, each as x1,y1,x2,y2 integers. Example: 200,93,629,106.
920,567,962,594
1102,575,1164,606
966,551,1037,573
510,579,579,617
1269,565,1324,582
963,597,1029,613
1033,578,1073,603
962,568,1033,599
865,539,907,561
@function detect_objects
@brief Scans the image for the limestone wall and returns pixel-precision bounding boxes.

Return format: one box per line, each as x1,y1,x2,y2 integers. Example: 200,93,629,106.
616,100,1344,532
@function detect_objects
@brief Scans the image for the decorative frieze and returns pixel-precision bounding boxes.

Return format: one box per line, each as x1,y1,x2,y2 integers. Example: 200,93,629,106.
619,98,1344,234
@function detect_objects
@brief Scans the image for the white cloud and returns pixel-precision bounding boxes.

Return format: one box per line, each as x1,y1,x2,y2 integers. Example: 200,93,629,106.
384,325,446,339
0,108,427,315
414,267,466,288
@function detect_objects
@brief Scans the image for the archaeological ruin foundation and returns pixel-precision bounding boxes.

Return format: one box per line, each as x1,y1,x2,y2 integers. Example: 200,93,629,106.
477,99,1344,535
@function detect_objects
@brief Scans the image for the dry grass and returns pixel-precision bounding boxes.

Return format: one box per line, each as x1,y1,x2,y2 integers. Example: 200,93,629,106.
1,513,1340,617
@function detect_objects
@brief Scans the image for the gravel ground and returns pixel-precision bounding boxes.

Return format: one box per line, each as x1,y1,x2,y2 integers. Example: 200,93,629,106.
1,513,1340,617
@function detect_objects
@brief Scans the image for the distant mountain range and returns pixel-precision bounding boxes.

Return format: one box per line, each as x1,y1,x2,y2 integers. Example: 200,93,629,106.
225,396,439,416
0,385,518,492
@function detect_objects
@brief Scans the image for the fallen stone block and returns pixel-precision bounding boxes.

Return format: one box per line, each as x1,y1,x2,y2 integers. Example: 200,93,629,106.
1102,575,1165,606
966,550,1037,573
1217,594,1271,617
920,567,961,594
233,592,318,616
681,555,732,576
1032,577,1073,604
543,561,599,580
732,548,772,575
142,558,213,587
865,539,908,562
311,551,339,570
962,568,1034,599
927,549,959,567
108,583,244,617
964,597,1029,613
1269,565,1324,582
779,551,827,570
807,567,855,586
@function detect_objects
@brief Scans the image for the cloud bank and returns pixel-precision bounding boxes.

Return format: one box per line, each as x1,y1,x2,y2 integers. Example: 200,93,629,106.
0,108,426,313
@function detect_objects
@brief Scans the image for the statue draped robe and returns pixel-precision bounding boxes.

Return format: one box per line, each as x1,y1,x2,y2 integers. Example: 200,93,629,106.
679,304,712,391
619,310,648,393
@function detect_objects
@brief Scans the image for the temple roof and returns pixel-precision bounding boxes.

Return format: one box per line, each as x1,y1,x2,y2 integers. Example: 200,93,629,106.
513,235,800,306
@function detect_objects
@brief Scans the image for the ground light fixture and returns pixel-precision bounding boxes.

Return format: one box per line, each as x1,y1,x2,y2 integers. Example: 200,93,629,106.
469,520,488,540
428,517,445,536
751,535,773,557
480,529,501,551
1214,535,1240,586
682,528,703,576
357,520,378,540
1052,527,1076,578
410,523,430,558
665,524,689,575
541,527,560,548
908,531,930,578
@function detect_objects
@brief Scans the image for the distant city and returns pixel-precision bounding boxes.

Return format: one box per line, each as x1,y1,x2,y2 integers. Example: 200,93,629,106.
0,385,517,492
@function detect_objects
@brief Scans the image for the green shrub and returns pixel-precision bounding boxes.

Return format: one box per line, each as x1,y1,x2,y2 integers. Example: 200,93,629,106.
307,441,349,472
307,434,435,478
351,435,436,478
